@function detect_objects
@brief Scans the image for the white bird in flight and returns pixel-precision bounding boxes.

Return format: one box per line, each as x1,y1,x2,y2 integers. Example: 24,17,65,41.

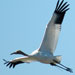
3,0,73,73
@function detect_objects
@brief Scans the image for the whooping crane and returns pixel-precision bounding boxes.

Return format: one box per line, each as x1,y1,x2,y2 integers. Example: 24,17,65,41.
3,0,73,73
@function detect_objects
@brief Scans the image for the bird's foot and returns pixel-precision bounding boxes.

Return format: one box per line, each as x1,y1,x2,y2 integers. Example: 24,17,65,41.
66,67,73,73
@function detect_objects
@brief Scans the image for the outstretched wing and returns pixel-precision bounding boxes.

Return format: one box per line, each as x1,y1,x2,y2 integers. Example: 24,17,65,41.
39,0,69,54
3,59,24,68
3,56,31,68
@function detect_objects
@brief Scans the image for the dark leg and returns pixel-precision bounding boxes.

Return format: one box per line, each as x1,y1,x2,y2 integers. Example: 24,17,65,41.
54,64,67,70
52,60,73,73
58,63,73,73
50,63,66,70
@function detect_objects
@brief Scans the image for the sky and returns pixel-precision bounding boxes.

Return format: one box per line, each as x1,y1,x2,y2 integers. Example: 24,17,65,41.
0,0,75,75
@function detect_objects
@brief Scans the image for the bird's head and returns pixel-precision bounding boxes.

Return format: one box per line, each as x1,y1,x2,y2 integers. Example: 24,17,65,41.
10,50,29,56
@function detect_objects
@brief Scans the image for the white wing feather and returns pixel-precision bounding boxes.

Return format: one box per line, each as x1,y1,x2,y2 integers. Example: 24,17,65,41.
39,14,61,54
39,0,69,54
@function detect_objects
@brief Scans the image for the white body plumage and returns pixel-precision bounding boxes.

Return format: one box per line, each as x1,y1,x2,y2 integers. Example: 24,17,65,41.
3,0,73,73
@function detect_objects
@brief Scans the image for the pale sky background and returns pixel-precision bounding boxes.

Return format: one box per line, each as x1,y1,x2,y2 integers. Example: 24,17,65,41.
0,0,75,75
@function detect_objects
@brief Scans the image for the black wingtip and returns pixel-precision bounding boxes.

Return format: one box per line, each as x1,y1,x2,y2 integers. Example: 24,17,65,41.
56,0,60,10
61,4,70,12
55,0,70,13
3,59,9,64
53,0,70,24
57,0,64,10
3,59,24,68
3,59,12,68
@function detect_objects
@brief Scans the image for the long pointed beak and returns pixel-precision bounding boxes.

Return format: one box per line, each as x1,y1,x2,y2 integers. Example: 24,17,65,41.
10,50,29,56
